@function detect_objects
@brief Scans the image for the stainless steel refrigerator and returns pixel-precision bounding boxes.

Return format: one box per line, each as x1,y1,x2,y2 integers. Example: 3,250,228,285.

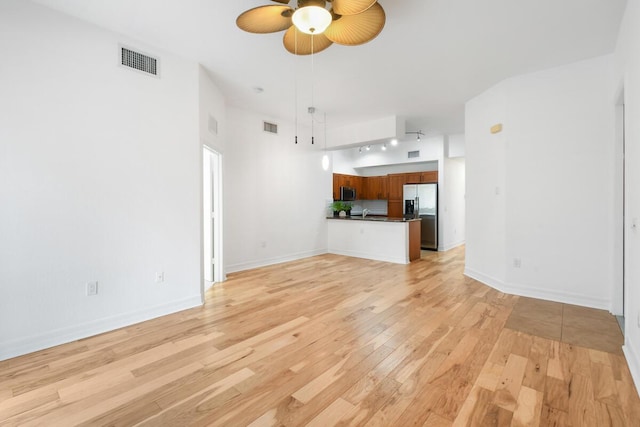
403,183,438,250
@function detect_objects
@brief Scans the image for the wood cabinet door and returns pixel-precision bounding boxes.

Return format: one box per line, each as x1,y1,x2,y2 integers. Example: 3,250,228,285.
352,176,364,199
420,171,438,183
332,174,342,200
361,177,370,200
405,172,421,184
388,174,404,200
387,200,403,218
367,176,380,199
379,176,389,199
360,176,389,200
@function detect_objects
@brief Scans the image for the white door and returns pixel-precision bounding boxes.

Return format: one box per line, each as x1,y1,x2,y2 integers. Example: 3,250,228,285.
203,147,222,285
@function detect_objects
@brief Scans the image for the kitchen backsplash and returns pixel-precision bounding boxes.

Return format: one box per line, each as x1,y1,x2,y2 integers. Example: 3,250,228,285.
349,200,388,215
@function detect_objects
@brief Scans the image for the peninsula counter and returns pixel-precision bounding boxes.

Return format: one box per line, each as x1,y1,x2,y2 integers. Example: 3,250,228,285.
327,216,421,264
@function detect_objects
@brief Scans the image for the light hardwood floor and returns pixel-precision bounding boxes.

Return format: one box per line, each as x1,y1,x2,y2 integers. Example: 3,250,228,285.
1,247,639,426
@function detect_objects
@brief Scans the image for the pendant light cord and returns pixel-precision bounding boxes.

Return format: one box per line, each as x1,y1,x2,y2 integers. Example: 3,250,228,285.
311,33,315,145
324,112,327,150
294,30,298,144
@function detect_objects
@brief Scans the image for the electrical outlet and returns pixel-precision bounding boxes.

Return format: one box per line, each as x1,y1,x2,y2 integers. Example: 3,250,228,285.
260,241,266,248
513,258,521,268
637,312,640,328
86,281,98,296
155,272,164,283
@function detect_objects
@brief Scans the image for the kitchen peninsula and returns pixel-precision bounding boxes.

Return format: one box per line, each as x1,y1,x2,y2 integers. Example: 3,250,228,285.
327,216,421,264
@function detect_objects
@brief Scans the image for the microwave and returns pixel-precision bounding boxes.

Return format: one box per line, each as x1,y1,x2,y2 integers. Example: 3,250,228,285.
340,186,356,201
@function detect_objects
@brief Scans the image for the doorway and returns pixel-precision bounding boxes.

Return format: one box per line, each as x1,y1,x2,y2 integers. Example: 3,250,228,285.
203,146,223,288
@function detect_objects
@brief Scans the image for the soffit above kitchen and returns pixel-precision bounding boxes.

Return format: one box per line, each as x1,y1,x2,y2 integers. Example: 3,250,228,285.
31,0,627,135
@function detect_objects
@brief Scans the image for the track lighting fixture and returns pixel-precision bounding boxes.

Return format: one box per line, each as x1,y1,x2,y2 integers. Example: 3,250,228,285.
381,144,387,151
406,130,425,141
390,139,398,146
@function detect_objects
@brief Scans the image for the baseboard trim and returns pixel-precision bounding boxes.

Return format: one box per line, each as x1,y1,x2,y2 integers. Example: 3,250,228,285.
464,267,610,310
226,249,328,274
0,295,203,362
463,267,506,290
623,342,640,398
440,240,465,252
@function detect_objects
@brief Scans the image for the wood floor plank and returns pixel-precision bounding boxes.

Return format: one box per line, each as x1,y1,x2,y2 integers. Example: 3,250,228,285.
492,353,528,412
511,385,543,427
1,247,638,425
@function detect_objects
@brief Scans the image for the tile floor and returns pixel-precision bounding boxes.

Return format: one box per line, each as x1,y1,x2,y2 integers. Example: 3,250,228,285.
505,297,624,354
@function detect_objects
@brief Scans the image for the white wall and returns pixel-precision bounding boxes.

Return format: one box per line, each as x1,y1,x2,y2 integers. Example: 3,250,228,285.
447,134,466,158
199,67,226,154
615,0,640,395
465,55,616,310
0,1,202,360
465,85,508,286
223,107,331,273
442,158,466,250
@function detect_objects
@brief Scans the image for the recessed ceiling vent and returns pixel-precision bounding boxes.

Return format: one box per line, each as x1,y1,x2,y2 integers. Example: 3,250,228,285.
263,121,278,134
408,150,420,159
120,46,159,77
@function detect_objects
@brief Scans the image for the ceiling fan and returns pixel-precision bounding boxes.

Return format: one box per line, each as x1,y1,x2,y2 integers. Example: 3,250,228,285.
236,0,386,55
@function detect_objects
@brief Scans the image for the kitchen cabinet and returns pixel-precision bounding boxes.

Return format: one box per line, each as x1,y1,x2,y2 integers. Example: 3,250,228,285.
332,174,342,200
387,200,403,218
420,171,438,183
388,174,405,200
333,173,364,200
404,172,422,184
363,176,389,200
335,170,437,206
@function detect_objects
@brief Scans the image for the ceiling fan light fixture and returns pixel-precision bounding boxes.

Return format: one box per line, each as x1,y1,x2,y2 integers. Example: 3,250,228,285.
292,6,332,35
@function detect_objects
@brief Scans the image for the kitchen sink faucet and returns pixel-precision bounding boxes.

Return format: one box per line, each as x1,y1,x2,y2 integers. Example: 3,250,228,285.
363,208,370,218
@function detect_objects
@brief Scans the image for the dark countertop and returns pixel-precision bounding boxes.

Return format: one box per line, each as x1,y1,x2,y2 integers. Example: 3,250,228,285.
326,216,420,223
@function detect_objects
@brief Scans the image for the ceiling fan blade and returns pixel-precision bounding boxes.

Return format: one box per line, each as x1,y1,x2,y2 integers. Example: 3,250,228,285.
271,0,290,3
331,0,377,16
237,5,293,33
324,2,385,45
283,26,333,55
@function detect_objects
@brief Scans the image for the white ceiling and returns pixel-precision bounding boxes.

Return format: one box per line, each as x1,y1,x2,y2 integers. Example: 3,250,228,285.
32,0,627,135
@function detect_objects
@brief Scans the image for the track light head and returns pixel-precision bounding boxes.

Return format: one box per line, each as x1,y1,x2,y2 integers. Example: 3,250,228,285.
405,130,425,141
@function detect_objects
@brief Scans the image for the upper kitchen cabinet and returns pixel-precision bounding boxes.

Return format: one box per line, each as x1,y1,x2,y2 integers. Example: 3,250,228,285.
333,173,364,200
363,176,389,200
420,171,438,183
404,172,422,184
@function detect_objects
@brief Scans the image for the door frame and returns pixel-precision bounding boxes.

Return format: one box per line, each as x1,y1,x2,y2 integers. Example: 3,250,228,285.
203,146,224,289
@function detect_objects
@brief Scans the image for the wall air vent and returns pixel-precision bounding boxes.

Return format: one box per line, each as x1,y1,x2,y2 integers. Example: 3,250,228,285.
408,150,420,159
263,121,278,134
120,46,159,77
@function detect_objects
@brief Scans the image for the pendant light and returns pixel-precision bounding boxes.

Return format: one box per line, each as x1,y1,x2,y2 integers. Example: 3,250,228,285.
294,24,321,145
322,112,330,170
